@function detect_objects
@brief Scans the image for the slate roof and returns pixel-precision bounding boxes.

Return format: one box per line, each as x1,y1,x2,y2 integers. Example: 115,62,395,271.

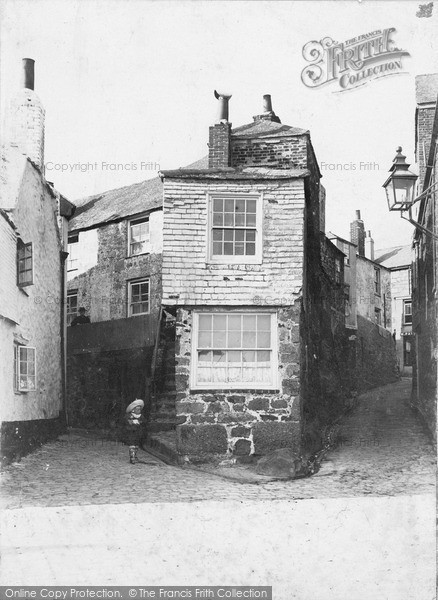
232,120,309,138
374,245,412,269
416,74,438,104
69,156,210,232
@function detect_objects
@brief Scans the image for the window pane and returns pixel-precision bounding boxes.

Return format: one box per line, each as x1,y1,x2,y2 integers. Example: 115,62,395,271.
224,243,233,255
242,350,255,362
235,213,245,226
213,198,223,212
246,230,256,241
257,350,270,362
257,331,271,348
212,229,222,241
228,350,241,362
198,350,211,362
235,229,245,241
213,350,226,363
243,315,256,330
242,331,256,348
213,331,226,347
199,314,212,330
212,242,222,255
213,213,223,226
235,244,244,255
198,331,211,348
228,331,241,348
224,213,234,226
246,200,257,213
224,199,234,212
213,315,226,329
246,243,256,255
257,315,271,330
246,214,256,226
223,230,233,241
228,315,241,330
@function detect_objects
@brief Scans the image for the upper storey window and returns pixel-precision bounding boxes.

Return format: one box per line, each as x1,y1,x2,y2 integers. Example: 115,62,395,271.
129,216,150,256
208,195,262,263
17,240,33,287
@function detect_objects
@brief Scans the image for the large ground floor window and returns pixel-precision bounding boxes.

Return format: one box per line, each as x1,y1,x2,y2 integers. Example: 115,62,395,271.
191,311,278,389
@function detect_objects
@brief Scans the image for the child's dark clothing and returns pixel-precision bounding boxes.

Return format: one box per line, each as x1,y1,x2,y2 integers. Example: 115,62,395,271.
125,412,146,447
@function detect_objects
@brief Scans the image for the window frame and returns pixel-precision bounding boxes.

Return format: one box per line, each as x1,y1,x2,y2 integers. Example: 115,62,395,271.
17,240,33,287
67,234,79,273
191,311,278,391
67,290,79,326
128,214,151,257
374,307,382,326
127,278,150,317
206,193,263,264
403,299,412,325
14,344,37,392
374,267,381,296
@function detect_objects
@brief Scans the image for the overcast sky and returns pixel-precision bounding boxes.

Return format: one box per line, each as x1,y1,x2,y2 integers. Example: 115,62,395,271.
1,0,437,248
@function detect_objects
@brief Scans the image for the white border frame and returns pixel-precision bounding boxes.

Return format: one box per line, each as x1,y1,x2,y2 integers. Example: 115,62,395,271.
206,193,263,265
190,310,279,391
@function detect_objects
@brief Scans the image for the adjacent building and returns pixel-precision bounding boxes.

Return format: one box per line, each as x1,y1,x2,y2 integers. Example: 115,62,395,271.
0,60,74,464
411,73,438,441
375,245,412,376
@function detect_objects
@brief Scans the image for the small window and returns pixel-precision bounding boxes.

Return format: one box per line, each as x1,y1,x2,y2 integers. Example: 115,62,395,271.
17,240,33,286
128,279,149,316
67,291,78,326
14,345,36,392
209,195,261,263
129,216,150,256
67,234,79,272
335,257,342,284
192,312,277,389
403,337,412,366
374,268,381,295
374,308,382,326
403,300,412,325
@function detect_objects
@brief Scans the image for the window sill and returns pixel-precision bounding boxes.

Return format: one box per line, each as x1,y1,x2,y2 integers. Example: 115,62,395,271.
128,312,150,317
18,287,30,297
126,252,151,259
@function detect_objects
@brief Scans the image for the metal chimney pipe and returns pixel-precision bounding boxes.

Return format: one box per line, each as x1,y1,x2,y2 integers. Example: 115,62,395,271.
263,94,273,112
214,90,232,123
22,58,35,90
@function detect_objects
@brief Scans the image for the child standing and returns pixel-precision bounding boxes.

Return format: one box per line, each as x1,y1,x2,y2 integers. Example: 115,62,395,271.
125,399,146,464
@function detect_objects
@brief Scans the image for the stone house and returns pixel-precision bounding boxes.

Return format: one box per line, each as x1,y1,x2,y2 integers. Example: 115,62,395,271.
329,211,398,392
374,245,413,376
156,93,346,462
66,178,163,428
411,73,438,441
0,59,75,464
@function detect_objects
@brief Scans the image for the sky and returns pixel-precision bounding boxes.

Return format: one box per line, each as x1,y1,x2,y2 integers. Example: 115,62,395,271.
1,0,437,248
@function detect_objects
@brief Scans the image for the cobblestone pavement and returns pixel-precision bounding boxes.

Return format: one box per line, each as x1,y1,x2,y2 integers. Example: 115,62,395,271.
0,379,435,508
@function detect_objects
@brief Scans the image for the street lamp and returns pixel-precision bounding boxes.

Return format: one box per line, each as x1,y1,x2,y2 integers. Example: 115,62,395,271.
382,147,438,239
382,147,418,211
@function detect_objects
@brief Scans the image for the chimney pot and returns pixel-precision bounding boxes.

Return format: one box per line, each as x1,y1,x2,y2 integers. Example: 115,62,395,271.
263,94,273,112
355,210,361,220
214,90,232,123
22,58,35,90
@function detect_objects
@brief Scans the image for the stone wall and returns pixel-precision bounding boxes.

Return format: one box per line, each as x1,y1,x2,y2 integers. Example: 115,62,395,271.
173,306,302,462
67,218,162,323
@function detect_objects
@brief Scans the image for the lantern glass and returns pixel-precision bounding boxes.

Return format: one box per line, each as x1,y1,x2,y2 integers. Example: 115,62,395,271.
385,175,416,211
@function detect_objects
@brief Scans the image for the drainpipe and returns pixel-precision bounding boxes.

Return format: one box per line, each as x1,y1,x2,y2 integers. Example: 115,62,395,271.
60,249,69,428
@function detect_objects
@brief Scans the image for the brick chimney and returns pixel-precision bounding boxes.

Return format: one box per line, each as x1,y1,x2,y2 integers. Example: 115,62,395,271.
8,59,45,172
253,94,281,124
365,230,374,261
208,90,232,169
350,210,365,256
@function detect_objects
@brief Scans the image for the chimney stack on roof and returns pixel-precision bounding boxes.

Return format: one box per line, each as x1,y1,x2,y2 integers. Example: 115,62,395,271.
7,58,45,172
253,94,281,124
350,210,365,256
208,90,232,169
365,230,375,261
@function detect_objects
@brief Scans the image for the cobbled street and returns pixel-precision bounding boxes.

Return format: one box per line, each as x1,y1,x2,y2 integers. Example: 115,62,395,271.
1,379,436,599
